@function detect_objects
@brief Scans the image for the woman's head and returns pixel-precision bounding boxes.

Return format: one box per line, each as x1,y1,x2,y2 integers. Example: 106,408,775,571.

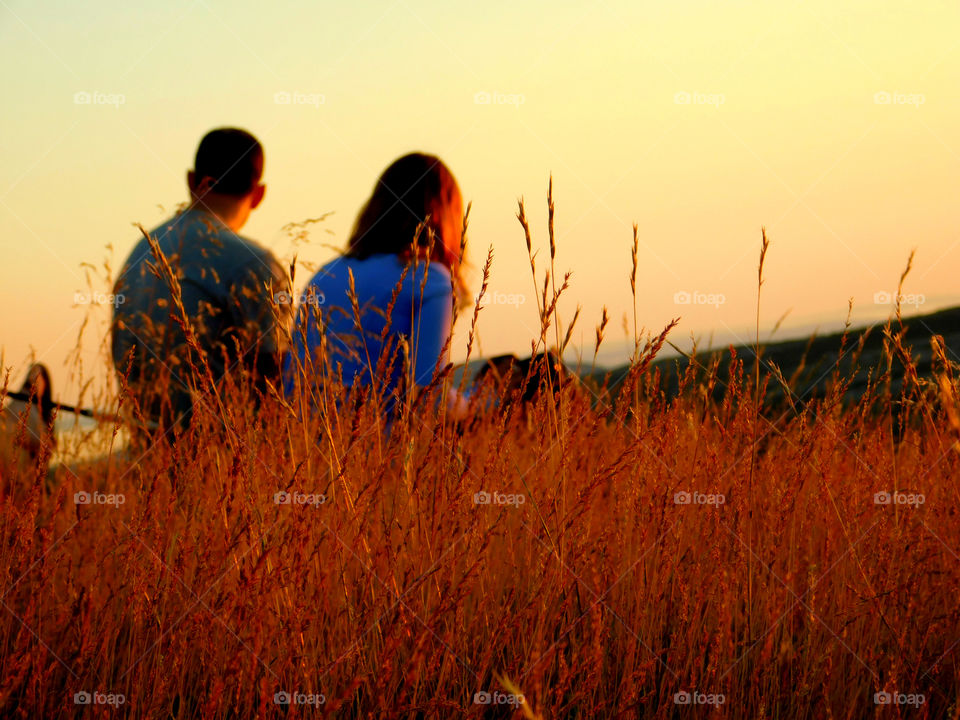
346,153,467,302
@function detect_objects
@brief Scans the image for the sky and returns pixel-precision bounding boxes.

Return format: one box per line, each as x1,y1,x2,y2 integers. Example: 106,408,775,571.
1,0,958,409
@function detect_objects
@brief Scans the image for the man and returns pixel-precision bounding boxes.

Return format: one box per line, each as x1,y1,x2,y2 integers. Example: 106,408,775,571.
112,128,292,430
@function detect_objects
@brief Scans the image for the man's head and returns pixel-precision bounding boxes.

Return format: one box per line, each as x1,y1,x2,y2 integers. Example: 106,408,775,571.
187,128,266,230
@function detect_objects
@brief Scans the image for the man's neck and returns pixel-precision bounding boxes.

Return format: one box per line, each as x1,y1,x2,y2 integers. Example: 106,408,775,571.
187,198,246,232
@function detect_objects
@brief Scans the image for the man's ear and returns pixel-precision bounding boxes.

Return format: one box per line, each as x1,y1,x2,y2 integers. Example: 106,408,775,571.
249,183,266,210
189,173,215,199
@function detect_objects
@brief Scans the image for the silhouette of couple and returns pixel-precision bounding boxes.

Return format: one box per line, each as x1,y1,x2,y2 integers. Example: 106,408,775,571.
112,127,474,432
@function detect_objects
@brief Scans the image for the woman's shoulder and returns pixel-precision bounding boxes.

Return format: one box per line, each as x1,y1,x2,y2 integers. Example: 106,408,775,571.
402,256,452,287
305,255,363,288
312,254,451,290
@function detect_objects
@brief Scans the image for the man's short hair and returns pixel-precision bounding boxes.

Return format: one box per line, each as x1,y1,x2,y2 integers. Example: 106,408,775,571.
194,128,264,196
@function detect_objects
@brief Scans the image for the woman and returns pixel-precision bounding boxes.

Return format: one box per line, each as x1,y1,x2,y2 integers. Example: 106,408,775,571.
286,153,469,419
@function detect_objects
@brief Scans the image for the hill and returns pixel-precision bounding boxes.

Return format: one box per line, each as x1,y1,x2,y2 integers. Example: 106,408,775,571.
590,305,960,407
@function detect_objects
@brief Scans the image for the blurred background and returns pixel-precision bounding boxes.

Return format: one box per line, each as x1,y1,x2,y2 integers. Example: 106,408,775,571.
1,0,958,411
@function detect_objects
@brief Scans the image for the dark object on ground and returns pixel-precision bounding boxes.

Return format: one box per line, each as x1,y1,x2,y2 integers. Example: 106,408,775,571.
475,351,575,407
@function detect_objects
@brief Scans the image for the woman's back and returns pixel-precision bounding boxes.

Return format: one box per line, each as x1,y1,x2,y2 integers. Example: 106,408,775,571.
287,254,453,411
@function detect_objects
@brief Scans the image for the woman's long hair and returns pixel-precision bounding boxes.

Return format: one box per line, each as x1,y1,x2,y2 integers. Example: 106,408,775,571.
345,153,468,306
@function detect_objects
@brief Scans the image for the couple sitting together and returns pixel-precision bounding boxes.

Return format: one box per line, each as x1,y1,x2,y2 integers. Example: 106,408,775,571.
111,127,499,432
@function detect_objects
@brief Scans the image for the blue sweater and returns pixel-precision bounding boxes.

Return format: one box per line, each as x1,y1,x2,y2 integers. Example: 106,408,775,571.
286,254,454,412
113,209,291,420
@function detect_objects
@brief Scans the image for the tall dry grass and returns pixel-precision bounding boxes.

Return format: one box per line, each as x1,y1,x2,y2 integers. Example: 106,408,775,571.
1,196,959,719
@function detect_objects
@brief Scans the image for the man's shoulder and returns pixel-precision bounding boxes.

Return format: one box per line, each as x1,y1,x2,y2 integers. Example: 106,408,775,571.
123,211,210,265
120,212,285,293
171,211,282,276
227,233,285,287
231,232,277,264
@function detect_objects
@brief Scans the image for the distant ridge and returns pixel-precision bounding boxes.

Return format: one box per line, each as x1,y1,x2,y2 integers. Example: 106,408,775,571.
589,305,960,406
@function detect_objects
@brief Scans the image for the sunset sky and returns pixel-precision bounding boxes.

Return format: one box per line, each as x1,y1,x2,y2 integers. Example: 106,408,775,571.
1,0,958,407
